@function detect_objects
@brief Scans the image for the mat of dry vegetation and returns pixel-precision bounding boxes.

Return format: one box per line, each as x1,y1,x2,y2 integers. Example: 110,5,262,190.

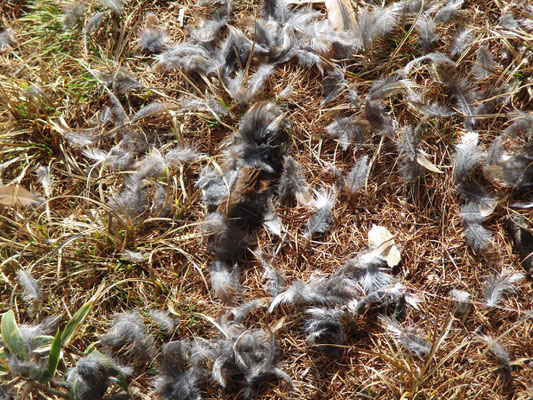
1,0,533,399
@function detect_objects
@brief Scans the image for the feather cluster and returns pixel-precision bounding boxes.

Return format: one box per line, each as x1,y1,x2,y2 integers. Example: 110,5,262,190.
198,102,290,303
66,351,132,400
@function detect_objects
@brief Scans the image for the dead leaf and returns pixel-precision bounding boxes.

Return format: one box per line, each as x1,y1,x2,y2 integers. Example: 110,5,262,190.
368,225,402,267
416,153,443,174
0,185,40,207
325,0,356,32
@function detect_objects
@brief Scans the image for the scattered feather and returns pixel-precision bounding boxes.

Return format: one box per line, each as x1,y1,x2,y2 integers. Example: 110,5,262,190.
460,202,493,252
149,310,176,331
138,13,169,53
248,65,275,96
135,149,166,180
99,0,122,15
94,68,142,95
210,260,241,305
438,63,477,130
278,156,310,204
473,45,495,80
433,0,464,23
0,29,17,51
211,320,290,398
397,126,421,181
120,250,148,263
36,165,51,197
450,289,471,316
416,15,439,54
155,341,206,400
306,187,335,236
356,3,401,49
0,184,40,207
326,116,365,151
486,136,533,189
131,102,177,124
345,155,369,195
453,131,482,183
16,270,43,304
166,146,203,165
256,251,286,296
322,69,346,104
381,316,430,358
66,351,131,400
481,335,512,380
84,11,108,51
365,100,395,137
304,308,344,357
450,28,473,58
482,269,525,307
326,0,356,32
506,215,533,277
63,2,87,28
101,312,154,360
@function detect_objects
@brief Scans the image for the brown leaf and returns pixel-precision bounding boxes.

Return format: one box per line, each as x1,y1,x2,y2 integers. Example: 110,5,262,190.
0,185,39,207
325,0,356,32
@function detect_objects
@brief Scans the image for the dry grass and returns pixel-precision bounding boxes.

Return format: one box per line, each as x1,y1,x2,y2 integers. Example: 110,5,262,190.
1,0,533,399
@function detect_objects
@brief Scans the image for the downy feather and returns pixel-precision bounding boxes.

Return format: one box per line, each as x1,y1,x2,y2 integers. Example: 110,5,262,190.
99,0,122,15
397,126,421,182
304,307,345,357
94,68,142,94
365,100,395,137
211,321,290,398
433,0,464,23
131,102,177,124
149,310,176,331
450,289,471,315
326,116,365,151
278,156,310,204
306,187,336,236
210,260,241,305
36,165,51,197
135,149,166,180
416,15,439,54
437,63,477,130
381,316,431,357
63,2,87,28
460,202,492,252
138,13,169,53
166,145,203,165
482,268,525,307
325,0,356,32
486,136,533,189
256,251,286,296
450,28,473,58
101,312,154,360
84,11,108,51
356,3,401,49
506,215,533,277
481,335,512,380
345,155,370,194
16,270,43,304
453,131,482,183
473,45,495,80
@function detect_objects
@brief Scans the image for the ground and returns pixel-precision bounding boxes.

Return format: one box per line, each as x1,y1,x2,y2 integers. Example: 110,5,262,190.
1,0,533,399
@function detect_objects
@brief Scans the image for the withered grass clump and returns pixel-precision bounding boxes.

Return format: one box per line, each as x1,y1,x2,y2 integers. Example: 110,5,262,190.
1,0,532,399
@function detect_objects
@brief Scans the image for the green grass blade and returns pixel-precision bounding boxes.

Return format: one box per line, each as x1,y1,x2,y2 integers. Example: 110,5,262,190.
1,310,27,361
45,328,62,382
60,301,94,346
